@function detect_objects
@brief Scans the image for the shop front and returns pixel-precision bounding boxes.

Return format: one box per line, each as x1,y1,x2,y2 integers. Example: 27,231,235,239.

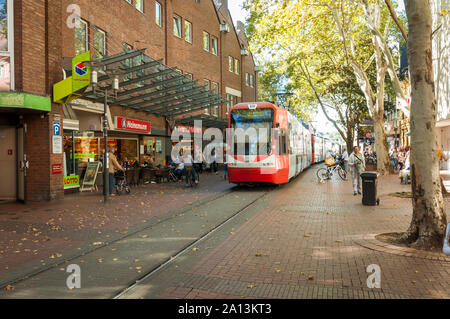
63,110,156,191
0,93,51,202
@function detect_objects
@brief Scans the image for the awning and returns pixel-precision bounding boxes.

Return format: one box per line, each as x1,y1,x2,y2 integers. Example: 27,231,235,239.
82,50,229,121
175,114,228,129
62,104,79,131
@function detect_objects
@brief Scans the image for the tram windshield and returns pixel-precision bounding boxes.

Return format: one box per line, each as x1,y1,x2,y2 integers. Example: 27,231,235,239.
230,108,274,156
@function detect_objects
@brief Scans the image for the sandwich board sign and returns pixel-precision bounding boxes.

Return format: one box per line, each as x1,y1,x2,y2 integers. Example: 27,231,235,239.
80,161,100,192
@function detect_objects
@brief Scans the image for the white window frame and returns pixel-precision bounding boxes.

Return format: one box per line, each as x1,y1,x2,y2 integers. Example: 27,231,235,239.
203,31,210,52
0,0,14,91
173,15,182,38
135,0,144,12
93,27,106,59
184,20,192,43
211,36,218,55
204,79,210,114
228,56,233,72
74,18,89,57
155,2,162,27
212,82,219,116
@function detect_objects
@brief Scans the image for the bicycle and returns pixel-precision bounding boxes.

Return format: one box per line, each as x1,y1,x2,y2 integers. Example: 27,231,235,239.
185,166,199,187
114,170,131,195
317,159,347,181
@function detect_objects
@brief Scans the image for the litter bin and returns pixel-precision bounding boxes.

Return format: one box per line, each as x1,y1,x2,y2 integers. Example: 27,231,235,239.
360,172,380,206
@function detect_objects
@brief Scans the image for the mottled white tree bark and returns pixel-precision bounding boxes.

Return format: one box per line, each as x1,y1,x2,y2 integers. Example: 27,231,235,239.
330,3,393,175
401,0,447,249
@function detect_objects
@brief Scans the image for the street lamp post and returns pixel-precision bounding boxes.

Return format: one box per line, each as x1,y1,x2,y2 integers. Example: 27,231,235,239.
90,67,120,203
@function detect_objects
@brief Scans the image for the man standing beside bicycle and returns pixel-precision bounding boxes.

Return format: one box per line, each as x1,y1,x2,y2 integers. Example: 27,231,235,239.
348,146,365,196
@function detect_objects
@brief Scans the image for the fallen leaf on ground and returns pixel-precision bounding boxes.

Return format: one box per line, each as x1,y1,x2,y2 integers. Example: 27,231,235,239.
5,285,14,291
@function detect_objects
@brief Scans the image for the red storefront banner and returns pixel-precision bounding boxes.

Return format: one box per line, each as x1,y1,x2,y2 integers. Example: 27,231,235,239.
175,125,202,134
115,117,151,133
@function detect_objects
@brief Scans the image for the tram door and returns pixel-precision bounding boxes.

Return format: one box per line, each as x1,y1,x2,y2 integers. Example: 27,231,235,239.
0,126,17,201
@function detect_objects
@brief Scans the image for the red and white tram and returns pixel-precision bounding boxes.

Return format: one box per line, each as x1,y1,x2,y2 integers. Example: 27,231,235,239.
227,102,314,185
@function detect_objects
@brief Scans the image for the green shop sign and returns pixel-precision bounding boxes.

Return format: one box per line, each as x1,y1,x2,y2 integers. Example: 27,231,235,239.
64,175,80,189
70,153,95,160
0,92,51,112
53,51,91,104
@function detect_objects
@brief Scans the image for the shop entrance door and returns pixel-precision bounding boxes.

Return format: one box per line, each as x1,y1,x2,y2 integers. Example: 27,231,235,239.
17,126,26,202
0,126,17,201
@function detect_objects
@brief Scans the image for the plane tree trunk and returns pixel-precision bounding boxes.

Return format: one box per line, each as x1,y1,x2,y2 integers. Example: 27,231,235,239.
400,0,447,249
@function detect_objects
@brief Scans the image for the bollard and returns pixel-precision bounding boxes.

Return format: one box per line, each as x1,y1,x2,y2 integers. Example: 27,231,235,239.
444,223,450,256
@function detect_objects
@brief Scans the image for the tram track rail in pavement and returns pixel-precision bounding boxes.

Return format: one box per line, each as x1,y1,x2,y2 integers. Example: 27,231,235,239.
0,186,275,298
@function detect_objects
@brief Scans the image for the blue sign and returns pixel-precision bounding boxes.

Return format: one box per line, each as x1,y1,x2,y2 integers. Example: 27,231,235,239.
53,122,61,136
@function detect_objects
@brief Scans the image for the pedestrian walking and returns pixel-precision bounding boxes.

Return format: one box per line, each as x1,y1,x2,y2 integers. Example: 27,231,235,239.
348,146,365,196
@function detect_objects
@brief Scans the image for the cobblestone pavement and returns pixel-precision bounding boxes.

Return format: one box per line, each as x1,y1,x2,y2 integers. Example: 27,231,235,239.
119,166,450,299
0,171,233,288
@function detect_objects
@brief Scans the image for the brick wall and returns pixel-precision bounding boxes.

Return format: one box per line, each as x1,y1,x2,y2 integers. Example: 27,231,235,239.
14,0,64,201
217,4,243,117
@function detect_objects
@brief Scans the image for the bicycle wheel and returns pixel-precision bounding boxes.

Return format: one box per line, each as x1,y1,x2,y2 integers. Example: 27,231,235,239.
338,167,347,180
115,184,122,196
317,168,329,180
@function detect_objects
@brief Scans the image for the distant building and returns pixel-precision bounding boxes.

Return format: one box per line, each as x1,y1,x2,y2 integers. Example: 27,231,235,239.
433,0,450,156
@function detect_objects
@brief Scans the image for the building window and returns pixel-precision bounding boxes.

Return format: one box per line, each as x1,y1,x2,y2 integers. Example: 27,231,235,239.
184,21,192,43
173,15,182,38
204,79,210,115
135,0,144,12
234,58,240,75
93,27,106,59
245,73,249,86
211,36,218,55
74,19,88,56
203,32,210,52
212,82,219,117
0,0,14,91
226,94,237,114
122,43,133,81
155,2,162,27
228,56,233,72
250,75,254,88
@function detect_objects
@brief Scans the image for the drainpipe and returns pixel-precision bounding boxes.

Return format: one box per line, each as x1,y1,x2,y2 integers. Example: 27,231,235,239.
164,0,168,64
444,223,450,256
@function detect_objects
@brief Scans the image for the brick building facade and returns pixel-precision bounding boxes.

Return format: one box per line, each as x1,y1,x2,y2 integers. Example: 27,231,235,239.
0,0,258,202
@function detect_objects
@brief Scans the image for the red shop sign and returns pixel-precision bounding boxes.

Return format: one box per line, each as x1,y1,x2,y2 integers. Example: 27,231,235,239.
115,117,151,133
176,125,202,134
52,164,63,175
